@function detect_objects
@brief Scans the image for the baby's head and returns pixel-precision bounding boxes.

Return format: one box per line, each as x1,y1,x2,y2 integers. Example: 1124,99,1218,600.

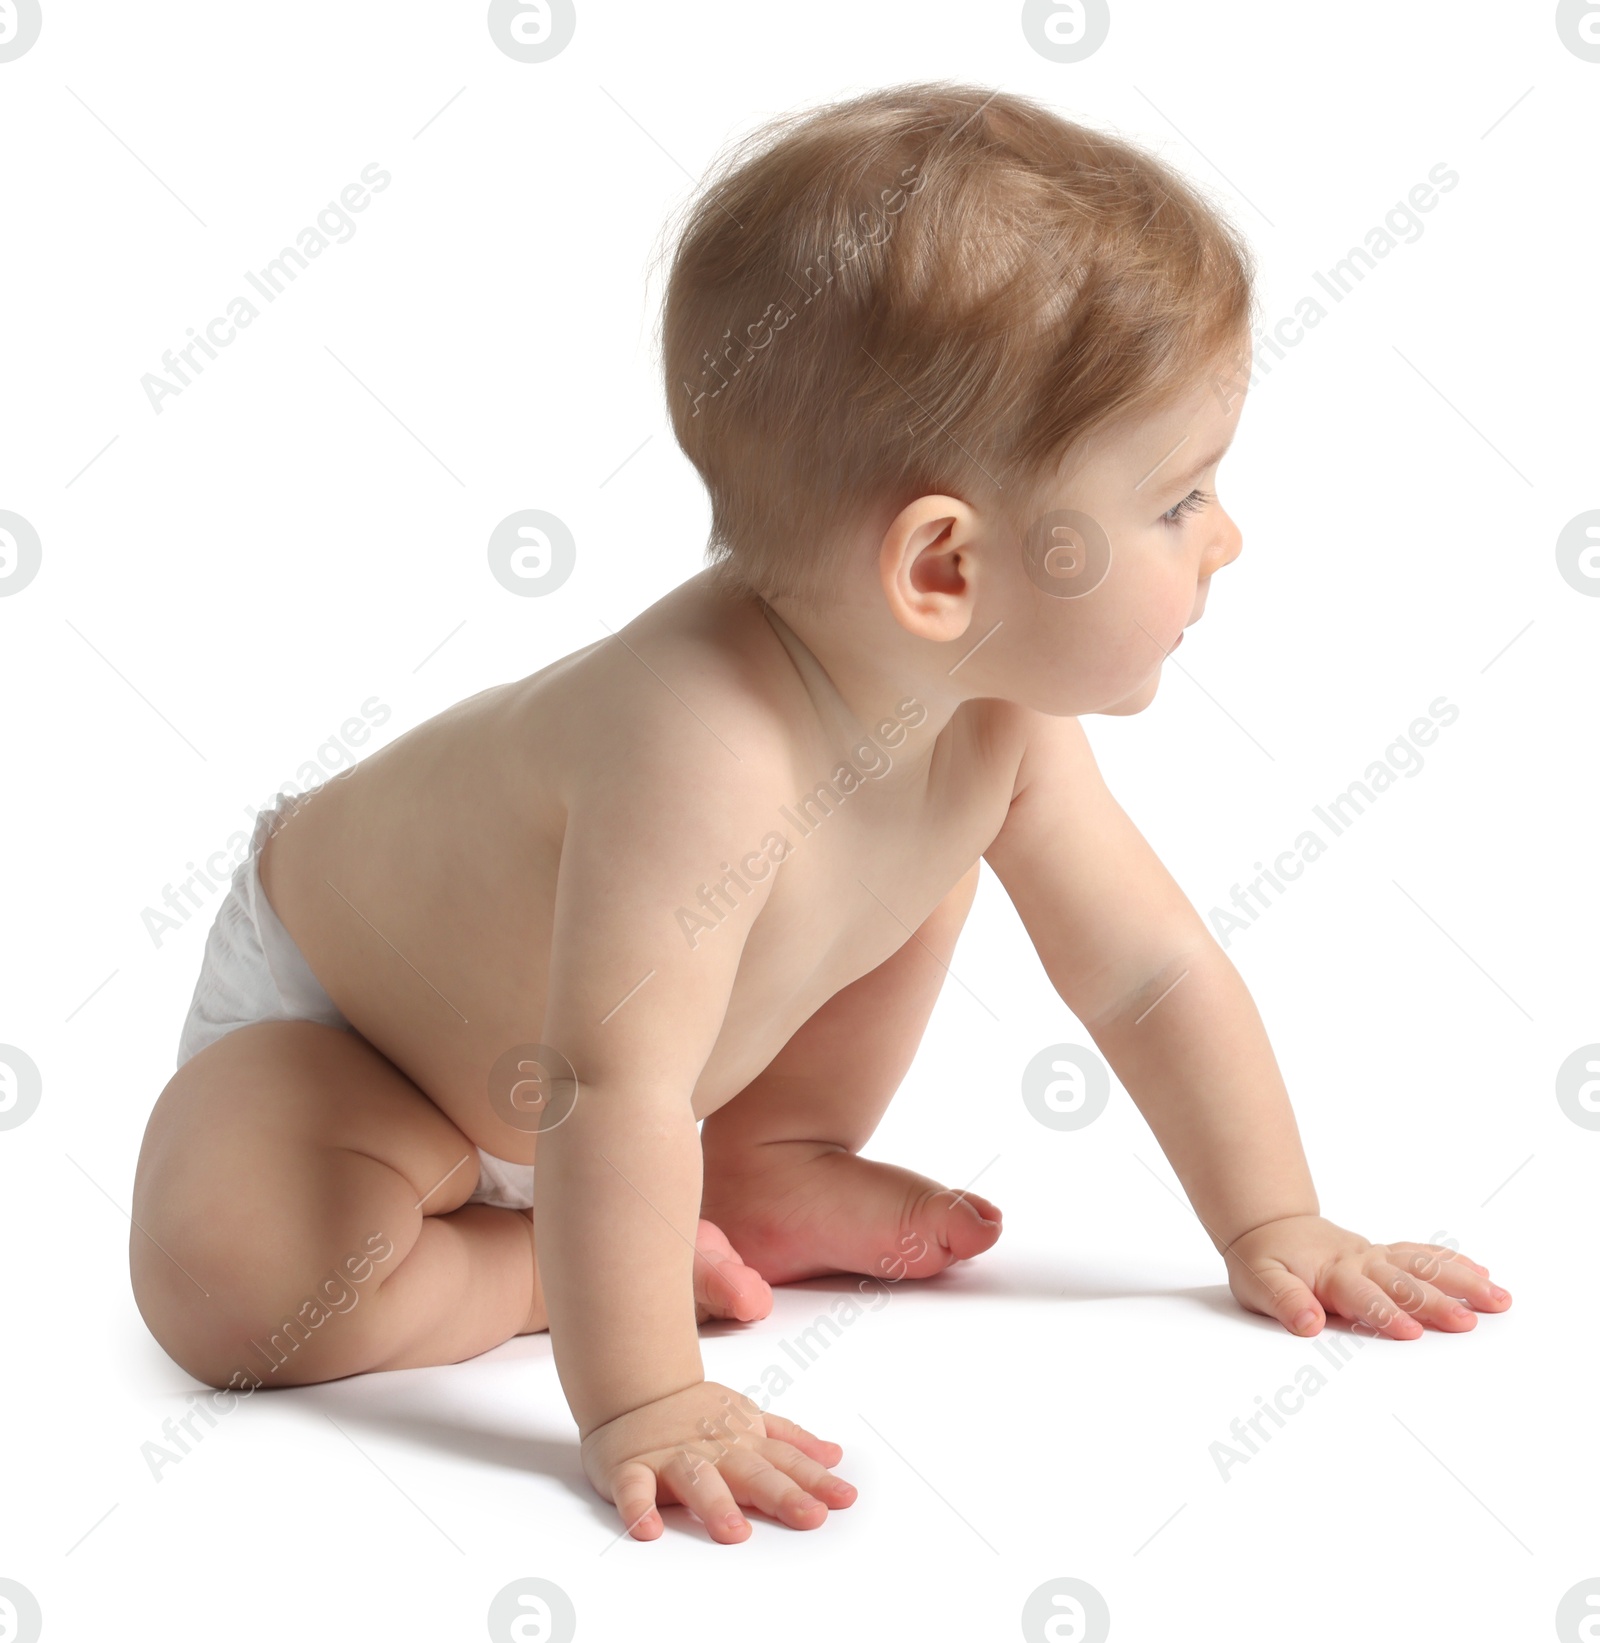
659,81,1260,716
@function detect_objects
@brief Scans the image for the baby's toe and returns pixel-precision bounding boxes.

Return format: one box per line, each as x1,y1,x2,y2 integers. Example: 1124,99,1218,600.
694,1219,774,1322
912,1189,1004,1269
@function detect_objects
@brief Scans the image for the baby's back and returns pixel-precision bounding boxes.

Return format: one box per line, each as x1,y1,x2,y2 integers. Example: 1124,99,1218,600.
259,570,1025,1163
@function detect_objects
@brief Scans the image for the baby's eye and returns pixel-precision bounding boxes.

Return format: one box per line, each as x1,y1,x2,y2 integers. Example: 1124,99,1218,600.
1162,488,1212,526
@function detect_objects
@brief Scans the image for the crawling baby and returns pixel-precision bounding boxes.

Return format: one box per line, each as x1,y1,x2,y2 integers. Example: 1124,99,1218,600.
131,80,1511,1544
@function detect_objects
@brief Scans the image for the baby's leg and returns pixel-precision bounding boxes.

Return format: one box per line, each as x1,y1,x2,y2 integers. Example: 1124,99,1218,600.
701,861,1002,1286
132,1021,545,1388
132,1021,761,1391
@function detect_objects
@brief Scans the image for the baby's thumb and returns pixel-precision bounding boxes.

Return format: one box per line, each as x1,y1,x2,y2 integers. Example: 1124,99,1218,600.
1238,1261,1324,1337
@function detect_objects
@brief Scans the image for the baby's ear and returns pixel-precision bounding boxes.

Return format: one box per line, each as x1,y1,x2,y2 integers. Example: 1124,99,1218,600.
878,494,980,642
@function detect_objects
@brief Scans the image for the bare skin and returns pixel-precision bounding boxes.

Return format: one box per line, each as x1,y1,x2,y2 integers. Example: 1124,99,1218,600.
130,344,1510,1545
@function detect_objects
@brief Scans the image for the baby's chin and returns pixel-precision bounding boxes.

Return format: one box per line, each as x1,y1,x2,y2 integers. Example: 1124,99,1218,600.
1020,665,1163,717
1092,668,1163,716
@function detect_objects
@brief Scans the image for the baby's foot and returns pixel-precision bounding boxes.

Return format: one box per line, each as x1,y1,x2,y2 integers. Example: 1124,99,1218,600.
702,1149,1003,1288
517,1212,771,1331
692,1218,774,1323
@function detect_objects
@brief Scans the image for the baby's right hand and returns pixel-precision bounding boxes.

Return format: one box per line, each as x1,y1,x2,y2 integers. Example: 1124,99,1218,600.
580,1380,857,1543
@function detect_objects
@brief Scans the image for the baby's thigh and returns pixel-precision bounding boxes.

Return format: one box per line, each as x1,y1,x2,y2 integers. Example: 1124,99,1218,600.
130,1020,481,1387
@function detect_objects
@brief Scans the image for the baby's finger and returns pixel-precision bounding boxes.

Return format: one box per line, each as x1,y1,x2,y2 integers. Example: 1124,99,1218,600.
1267,1276,1325,1336
659,1449,751,1544
610,1461,664,1542
1388,1247,1510,1310
1230,1257,1325,1336
758,1437,859,1510
1320,1267,1422,1340
1368,1260,1476,1332
1383,1241,1480,1282
761,1411,843,1467
722,1451,830,1531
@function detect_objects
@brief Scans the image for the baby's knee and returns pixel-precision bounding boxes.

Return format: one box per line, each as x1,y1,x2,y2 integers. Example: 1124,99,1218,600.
129,1145,413,1390
134,1226,407,1389
130,1236,266,1390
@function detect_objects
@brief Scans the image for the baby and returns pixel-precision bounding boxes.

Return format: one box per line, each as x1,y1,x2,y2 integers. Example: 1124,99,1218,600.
131,81,1511,1545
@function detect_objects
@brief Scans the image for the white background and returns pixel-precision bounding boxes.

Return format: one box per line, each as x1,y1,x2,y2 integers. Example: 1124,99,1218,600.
2,3,1597,1640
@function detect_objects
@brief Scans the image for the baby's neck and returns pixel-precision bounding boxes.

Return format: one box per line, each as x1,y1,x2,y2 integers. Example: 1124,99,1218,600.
756,589,969,767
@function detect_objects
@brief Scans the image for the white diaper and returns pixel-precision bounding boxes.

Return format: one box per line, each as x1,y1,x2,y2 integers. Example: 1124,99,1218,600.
174,790,536,1212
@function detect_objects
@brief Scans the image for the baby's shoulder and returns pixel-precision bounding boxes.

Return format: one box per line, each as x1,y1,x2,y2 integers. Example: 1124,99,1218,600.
529,609,797,816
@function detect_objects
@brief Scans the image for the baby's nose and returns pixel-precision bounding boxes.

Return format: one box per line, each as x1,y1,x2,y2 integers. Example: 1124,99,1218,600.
1209,517,1243,575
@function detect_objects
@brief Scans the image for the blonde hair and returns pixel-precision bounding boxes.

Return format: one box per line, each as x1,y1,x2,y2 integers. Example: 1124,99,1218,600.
658,80,1258,607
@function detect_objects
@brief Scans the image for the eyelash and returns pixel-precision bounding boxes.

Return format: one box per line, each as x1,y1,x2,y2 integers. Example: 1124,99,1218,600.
1163,488,1212,525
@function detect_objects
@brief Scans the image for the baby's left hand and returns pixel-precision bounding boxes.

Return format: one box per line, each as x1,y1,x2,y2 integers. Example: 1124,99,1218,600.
1221,1214,1512,1340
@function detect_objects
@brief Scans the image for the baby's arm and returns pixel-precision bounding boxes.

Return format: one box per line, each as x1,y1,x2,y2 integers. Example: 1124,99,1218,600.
535,730,854,1542
984,712,1511,1339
